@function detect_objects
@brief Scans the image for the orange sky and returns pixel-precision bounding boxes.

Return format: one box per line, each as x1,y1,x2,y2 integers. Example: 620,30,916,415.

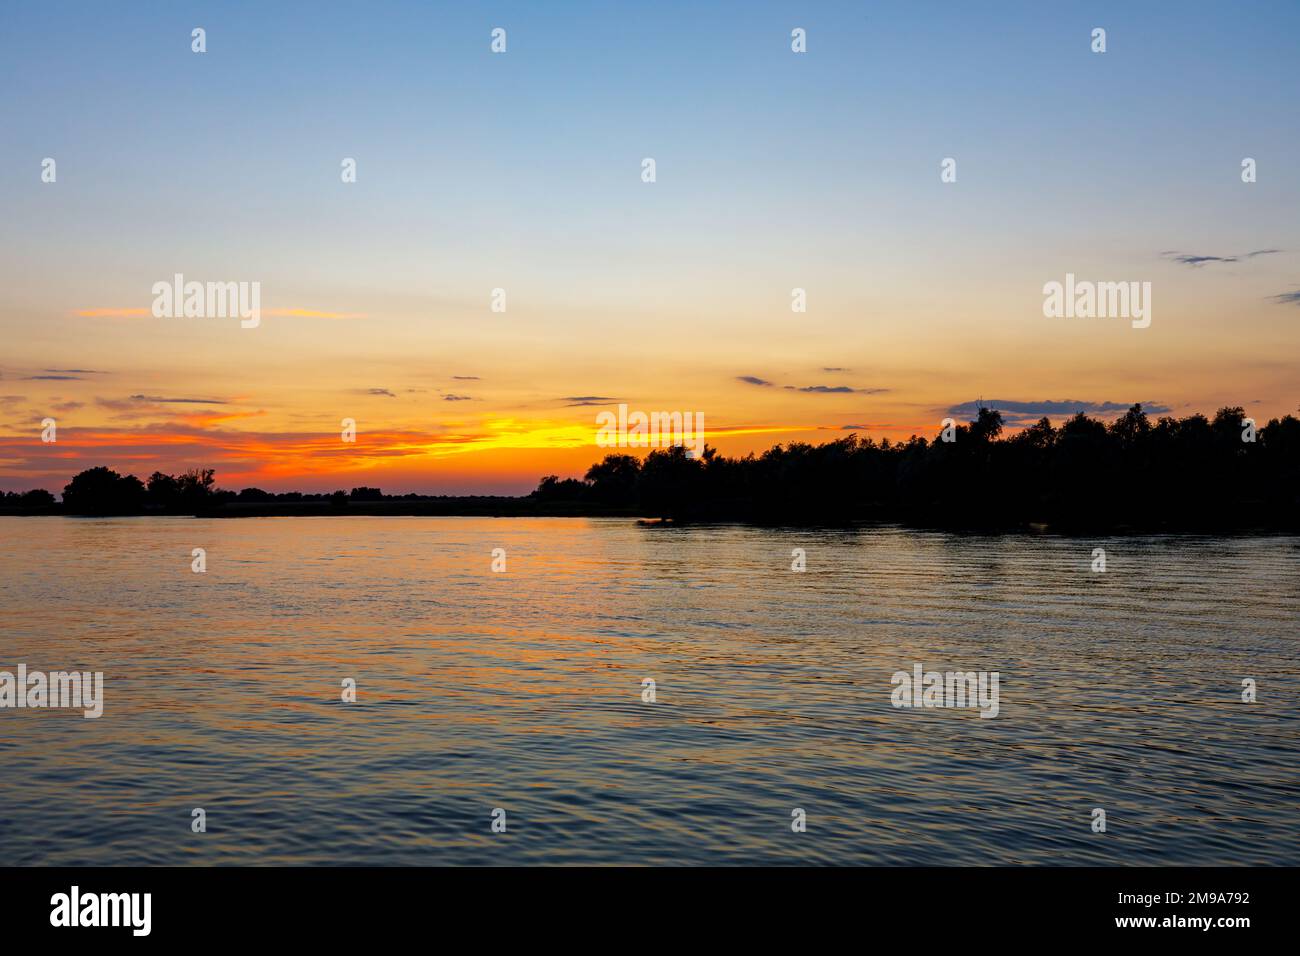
1,280,1296,495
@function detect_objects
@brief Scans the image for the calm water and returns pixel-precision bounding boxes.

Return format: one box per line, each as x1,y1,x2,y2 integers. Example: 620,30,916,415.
1,516,1296,865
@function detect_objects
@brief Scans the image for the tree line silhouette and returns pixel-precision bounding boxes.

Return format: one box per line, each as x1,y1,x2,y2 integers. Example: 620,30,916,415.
4,404,1297,530
535,404,1300,530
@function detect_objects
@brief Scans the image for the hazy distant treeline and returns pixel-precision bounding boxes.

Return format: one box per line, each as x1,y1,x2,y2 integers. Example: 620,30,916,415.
4,405,1297,529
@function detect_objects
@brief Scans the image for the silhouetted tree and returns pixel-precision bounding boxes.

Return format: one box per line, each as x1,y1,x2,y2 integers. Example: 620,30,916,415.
531,475,590,502
63,467,146,514
1109,403,1150,448
638,446,703,518
175,469,215,508
584,455,640,505
970,407,1004,443
0,488,57,510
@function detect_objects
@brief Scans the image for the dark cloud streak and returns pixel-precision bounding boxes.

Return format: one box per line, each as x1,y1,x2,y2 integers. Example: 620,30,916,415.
1163,249,1280,267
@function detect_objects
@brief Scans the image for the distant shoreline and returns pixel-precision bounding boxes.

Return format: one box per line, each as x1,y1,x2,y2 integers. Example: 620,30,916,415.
0,498,639,520
2,499,1295,535
1,496,639,520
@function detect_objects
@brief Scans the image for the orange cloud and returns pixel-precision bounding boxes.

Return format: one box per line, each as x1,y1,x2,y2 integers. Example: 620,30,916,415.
0,414,837,495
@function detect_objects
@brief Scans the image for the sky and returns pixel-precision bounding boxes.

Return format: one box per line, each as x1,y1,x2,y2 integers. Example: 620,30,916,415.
1,0,1298,494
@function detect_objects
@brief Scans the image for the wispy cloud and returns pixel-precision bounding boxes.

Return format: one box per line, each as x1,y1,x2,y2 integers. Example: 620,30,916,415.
443,394,473,401
365,388,397,398
739,374,886,394
947,399,1170,426
1267,289,1300,305
128,395,229,405
560,395,619,407
785,384,890,395
1162,249,1280,267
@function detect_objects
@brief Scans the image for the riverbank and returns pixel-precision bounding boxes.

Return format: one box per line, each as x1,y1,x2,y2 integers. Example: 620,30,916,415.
3,498,1296,533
